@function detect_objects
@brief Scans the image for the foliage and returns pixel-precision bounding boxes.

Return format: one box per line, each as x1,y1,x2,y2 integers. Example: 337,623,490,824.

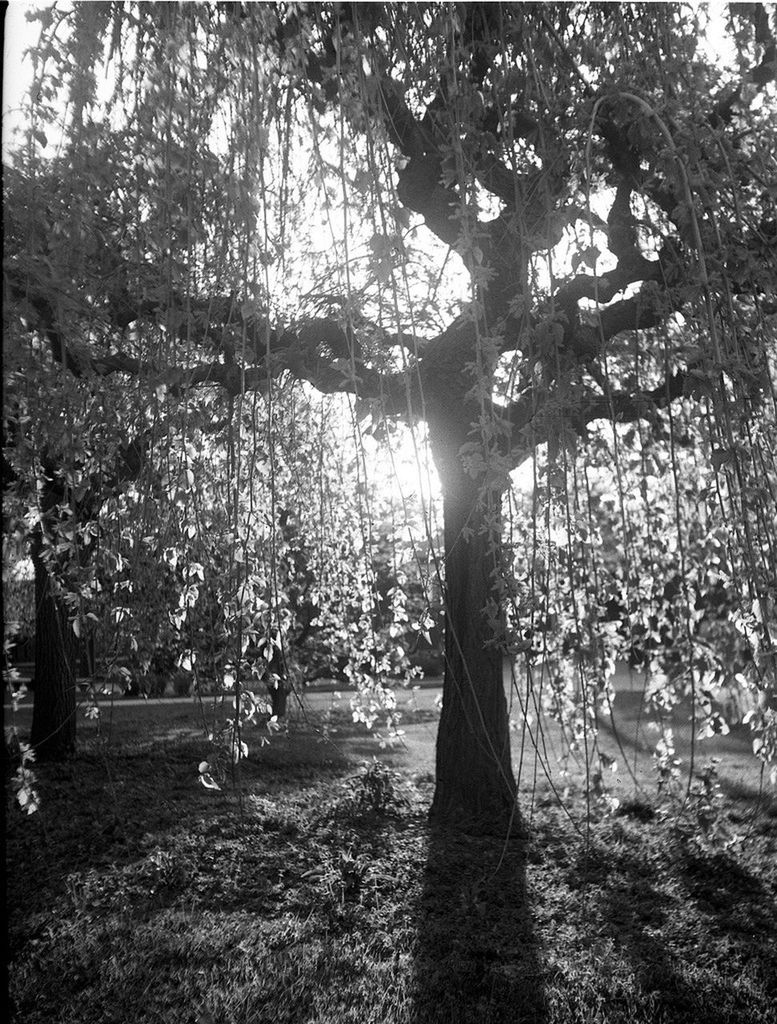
340,757,411,816
6,737,40,816
506,414,776,788
3,1,776,822
2,550,35,648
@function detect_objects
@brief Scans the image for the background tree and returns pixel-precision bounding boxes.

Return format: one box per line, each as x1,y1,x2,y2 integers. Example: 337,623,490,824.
3,2,776,824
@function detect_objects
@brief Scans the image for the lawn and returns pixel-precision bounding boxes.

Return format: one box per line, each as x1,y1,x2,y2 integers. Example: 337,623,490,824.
5,688,777,1024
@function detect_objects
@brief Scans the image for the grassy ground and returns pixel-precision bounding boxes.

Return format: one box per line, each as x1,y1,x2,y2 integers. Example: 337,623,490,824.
5,694,777,1024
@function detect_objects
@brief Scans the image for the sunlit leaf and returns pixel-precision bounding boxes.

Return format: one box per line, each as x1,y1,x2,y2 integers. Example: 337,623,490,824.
198,773,221,791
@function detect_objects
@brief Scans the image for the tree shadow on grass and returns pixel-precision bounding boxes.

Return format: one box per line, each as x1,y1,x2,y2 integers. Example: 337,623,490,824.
572,835,777,1023
410,820,546,1024
585,855,694,1018
677,843,777,942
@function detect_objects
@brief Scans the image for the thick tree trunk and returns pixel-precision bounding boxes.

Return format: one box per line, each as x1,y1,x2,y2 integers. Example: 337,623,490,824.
428,418,516,827
29,530,80,761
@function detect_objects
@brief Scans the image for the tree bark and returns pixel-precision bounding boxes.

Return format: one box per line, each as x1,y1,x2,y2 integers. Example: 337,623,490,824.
267,677,289,718
29,529,80,761
428,413,517,827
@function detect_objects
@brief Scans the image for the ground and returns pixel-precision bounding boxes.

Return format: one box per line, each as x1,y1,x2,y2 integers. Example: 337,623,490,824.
4,675,777,1024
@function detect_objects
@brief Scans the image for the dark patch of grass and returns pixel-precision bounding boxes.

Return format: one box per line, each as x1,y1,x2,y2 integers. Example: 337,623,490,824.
614,796,656,821
409,825,545,1023
6,711,777,1024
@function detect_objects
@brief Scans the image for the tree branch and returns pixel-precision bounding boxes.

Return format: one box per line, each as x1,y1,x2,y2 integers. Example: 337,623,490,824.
8,259,416,410
597,289,670,342
556,255,662,314
576,371,687,429
501,368,689,470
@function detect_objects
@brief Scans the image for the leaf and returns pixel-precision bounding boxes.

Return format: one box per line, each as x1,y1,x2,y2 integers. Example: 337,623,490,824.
33,128,48,148
230,740,248,764
199,773,221,791
240,298,262,320
352,169,373,194
599,752,618,772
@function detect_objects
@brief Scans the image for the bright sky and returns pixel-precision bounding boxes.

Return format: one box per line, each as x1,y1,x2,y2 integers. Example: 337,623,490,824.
2,2,37,157
2,1,738,159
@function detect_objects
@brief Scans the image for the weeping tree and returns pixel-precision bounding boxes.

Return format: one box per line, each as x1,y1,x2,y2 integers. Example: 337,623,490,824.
94,384,419,720
3,2,776,824
2,287,150,760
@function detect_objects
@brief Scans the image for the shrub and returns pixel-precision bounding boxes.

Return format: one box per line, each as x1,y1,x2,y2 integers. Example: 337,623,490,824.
342,758,410,816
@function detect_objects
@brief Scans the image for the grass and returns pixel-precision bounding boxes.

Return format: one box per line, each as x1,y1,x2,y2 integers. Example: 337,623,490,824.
5,693,777,1024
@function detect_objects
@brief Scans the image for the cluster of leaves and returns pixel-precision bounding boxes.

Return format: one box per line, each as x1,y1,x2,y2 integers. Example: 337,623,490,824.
6,736,40,816
502,388,777,797
339,758,412,816
4,103,439,757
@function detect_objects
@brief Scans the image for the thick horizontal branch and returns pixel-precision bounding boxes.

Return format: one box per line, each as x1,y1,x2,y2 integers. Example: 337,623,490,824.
8,265,414,408
501,368,688,470
5,273,85,376
597,290,669,341
576,371,687,428
556,255,662,314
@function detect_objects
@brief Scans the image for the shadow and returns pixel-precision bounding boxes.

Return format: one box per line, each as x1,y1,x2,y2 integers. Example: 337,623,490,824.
677,846,777,937
410,819,546,1024
580,844,695,1017
573,837,776,1023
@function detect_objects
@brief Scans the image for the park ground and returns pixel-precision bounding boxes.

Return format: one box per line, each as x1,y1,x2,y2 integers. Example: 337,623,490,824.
4,667,777,1024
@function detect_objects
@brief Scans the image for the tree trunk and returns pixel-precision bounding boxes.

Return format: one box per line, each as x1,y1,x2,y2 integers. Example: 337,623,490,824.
267,677,289,717
29,529,80,761
428,417,516,827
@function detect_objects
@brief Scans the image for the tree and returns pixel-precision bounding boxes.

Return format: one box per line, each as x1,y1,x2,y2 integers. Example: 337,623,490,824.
3,2,776,823
2,244,151,759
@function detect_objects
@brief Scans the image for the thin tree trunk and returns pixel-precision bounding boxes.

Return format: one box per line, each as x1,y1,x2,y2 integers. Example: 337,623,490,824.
267,678,289,717
29,529,79,761
428,424,516,827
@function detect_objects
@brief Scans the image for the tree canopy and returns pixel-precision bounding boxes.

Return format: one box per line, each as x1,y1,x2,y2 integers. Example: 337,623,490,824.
3,2,777,826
